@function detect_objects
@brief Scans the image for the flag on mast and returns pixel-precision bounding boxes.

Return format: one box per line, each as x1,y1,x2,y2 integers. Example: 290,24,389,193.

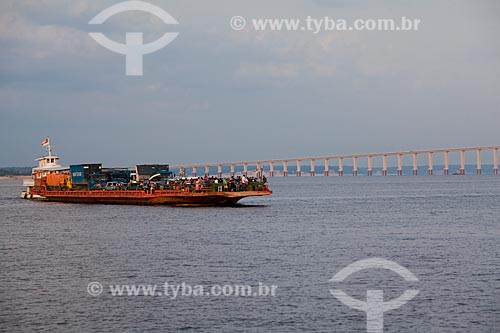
41,138,49,147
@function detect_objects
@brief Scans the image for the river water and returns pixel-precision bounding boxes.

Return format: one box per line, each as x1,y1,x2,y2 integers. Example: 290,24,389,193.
1,176,499,332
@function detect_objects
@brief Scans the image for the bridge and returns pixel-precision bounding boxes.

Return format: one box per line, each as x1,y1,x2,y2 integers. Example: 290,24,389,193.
170,145,500,177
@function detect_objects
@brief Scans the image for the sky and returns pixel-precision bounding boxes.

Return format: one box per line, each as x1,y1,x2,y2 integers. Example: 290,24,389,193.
0,0,499,167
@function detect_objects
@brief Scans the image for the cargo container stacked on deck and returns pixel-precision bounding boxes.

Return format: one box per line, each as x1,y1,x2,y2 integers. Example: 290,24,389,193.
69,163,172,190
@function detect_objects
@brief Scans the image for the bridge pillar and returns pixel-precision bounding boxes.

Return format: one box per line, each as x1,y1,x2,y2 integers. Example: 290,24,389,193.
397,154,403,176
192,167,197,177
296,160,301,176
428,152,433,175
283,161,288,177
444,151,449,175
230,164,235,177
352,157,358,176
324,159,329,176
460,150,465,175
256,163,262,178
382,155,387,176
338,158,343,176
217,165,223,178
494,148,498,175
476,149,482,175
204,165,210,177
310,160,315,176
367,156,373,176
269,162,274,177
412,153,418,175
243,163,248,177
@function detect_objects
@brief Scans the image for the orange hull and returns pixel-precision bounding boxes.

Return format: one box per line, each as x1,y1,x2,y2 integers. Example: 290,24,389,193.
30,189,272,206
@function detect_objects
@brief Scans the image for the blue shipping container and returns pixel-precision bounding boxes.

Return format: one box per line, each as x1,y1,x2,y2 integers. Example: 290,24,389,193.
70,165,86,184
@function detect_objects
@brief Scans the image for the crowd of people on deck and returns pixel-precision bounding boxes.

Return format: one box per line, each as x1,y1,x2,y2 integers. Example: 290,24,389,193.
140,175,268,194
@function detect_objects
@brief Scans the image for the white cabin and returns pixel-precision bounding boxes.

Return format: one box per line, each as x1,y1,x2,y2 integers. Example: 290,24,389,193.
32,141,66,180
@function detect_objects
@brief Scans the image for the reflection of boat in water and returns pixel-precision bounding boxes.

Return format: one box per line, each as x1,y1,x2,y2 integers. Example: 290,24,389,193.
21,139,272,206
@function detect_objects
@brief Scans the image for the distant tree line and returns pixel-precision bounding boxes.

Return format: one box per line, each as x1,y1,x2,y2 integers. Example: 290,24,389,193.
0,167,32,176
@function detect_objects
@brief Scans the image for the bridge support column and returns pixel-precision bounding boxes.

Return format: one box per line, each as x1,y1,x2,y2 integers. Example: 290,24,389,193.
269,162,274,177
283,161,288,177
296,160,301,176
230,164,235,177
352,157,358,176
367,156,373,176
397,154,403,176
476,149,482,175
382,155,387,176
256,163,262,178
243,163,248,177
217,165,223,178
338,158,343,176
460,150,465,175
192,167,197,177
310,160,315,176
204,166,210,177
324,159,329,176
444,151,449,175
494,148,498,175
428,152,433,175
412,153,418,175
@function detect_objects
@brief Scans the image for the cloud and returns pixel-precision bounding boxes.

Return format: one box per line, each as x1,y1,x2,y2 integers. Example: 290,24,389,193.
236,62,299,79
0,0,499,166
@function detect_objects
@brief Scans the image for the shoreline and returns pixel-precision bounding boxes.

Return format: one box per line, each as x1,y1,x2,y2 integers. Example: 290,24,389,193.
0,176,31,181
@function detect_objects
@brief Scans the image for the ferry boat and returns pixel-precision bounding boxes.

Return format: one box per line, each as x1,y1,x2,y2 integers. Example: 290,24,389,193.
21,139,272,206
